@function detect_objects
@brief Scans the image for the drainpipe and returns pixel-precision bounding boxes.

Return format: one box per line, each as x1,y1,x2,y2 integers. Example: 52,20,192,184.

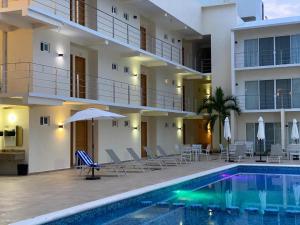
281,108,285,151
1,31,7,93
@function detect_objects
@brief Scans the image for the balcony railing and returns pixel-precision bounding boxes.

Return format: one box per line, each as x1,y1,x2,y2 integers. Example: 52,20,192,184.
236,93,300,111
235,47,300,69
22,0,183,65
0,62,198,112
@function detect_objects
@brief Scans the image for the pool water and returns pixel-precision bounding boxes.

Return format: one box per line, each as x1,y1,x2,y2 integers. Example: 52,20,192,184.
46,166,300,225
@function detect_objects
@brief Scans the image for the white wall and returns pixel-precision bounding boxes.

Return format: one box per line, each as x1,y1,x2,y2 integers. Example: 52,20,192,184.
236,0,263,21
149,0,202,33
98,113,140,163
28,106,71,173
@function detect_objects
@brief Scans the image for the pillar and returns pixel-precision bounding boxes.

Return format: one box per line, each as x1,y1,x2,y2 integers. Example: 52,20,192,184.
281,108,285,150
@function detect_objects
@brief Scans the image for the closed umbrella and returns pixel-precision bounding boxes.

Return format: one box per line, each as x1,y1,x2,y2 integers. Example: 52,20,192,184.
65,108,126,180
257,116,266,162
224,117,231,162
291,119,299,144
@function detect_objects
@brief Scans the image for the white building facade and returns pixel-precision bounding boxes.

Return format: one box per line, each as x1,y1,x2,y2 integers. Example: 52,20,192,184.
1,0,294,174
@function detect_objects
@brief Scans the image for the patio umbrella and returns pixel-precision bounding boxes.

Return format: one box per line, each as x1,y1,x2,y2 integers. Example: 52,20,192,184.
65,108,126,180
259,190,267,214
293,184,300,206
291,119,299,144
224,117,231,162
256,117,266,162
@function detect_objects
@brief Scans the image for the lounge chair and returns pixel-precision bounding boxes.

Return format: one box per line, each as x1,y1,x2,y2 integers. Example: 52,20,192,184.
219,144,227,160
267,144,285,163
126,148,164,170
105,149,146,174
229,144,246,162
75,150,101,175
201,144,211,160
157,145,185,164
144,147,177,166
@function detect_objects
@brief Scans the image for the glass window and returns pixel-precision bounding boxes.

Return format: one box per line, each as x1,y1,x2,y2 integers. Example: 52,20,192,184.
246,123,260,153
276,79,291,109
291,34,300,64
292,78,300,108
259,37,274,66
275,36,290,65
260,80,274,109
244,39,258,67
245,81,259,109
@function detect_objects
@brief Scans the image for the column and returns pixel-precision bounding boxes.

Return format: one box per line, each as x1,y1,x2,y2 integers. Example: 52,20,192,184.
281,108,285,150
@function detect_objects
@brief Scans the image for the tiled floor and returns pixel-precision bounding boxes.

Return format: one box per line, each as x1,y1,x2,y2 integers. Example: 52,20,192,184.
0,157,299,225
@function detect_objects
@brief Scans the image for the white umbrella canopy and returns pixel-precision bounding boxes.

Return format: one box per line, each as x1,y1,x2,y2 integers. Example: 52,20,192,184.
257,116,265,140
64,108,126,180
291,119,300,142
64,108,126,124
224,117,231,140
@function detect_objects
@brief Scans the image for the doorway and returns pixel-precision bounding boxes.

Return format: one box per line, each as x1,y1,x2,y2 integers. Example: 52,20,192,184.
70,0,85,26
74,56,86,98
141,122,147,158
141,74,147,106
140,26,147,50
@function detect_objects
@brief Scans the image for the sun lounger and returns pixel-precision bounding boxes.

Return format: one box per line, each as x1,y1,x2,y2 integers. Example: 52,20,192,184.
157,145,186,164
75,150,101,175
105,149,146,174
144,147,178,166
126,148,164,170
267,144,285,163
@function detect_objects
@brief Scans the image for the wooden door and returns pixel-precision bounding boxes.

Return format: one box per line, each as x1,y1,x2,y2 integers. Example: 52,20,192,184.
182,47,185,65
141,74,147,106
75,56,86,98
75,0,85,26
141,122,147,158
140,26,146,50
182,85,185,111
70,54,73,97
75,121,88,151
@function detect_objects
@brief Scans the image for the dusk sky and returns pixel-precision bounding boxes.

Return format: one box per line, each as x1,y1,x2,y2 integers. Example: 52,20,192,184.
264,0,300,19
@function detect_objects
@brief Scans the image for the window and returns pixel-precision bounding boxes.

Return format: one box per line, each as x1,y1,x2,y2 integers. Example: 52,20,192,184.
275,36,290,65
40,42,50,52
244,39,258,67
246,122,281,153
291,34,300,64
245,81,259,109
40,116,50,126
164,34,168,40
112,63,118,70
276,79,291,109
123,13,129,21
259,37,274,66
112,6,117,14
292,78,300,108
259,80,274,109
124,66,130,74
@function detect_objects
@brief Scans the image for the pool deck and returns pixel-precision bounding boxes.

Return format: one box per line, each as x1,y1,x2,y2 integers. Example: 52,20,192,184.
1,158,299,225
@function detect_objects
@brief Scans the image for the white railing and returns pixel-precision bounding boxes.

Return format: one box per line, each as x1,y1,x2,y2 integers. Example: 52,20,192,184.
0,62,194,112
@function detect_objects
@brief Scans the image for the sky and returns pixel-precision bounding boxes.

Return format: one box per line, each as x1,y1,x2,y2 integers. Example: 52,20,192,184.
264,0,300,19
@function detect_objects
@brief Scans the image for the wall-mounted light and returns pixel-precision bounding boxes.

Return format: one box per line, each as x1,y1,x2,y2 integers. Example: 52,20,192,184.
133,73,138,77
58,124,64,129
177,127,182,130
8,113,17,123
58,53,64,57
176,85,182,89
133,126,138,130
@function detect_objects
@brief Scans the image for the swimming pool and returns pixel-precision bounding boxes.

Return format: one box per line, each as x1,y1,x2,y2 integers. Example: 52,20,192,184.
14,165,300,225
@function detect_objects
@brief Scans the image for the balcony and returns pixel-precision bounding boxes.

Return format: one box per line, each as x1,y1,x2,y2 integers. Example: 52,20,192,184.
236,92,300,112
235,47,300,69
1,0,186,66
0,62,197,112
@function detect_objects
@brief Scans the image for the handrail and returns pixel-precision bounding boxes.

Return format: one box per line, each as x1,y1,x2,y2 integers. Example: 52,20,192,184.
0,62,192,111
30,0,182,64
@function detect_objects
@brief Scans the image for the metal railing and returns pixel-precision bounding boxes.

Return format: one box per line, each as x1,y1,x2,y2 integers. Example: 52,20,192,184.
236,93,300,111
0,62,198,112
27,0,182,64
235,47,300,68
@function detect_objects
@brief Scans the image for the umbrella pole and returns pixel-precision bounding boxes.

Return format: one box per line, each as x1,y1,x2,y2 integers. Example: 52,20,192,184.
256,139,266,163
86,118,100,180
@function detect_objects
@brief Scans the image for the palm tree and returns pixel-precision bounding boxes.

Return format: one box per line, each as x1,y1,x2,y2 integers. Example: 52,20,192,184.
198,87,241,145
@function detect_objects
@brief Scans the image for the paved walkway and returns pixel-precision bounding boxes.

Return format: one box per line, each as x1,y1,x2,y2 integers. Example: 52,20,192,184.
0,157,299,225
